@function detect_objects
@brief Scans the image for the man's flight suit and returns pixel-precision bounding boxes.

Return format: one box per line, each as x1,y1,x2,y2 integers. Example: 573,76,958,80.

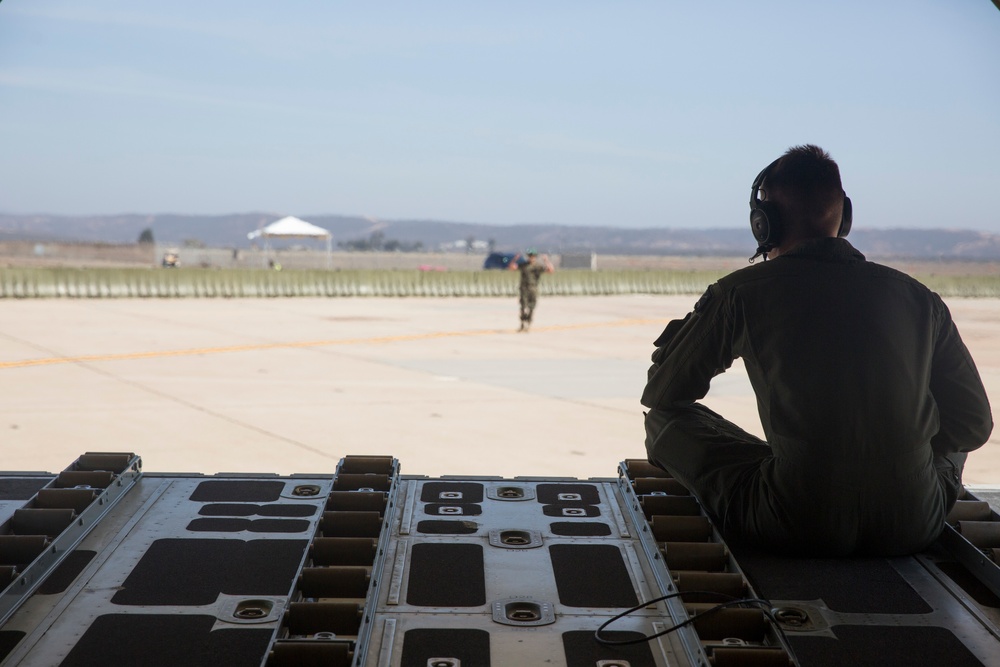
642,238,993,556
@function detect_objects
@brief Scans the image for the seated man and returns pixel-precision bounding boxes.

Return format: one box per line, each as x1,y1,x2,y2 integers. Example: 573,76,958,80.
642,145,993,556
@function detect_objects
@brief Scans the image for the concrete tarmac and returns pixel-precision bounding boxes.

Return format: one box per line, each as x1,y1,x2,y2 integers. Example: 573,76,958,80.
1,295,997,483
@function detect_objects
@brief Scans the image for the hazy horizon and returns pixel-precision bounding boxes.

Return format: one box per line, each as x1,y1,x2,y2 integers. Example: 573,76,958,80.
4,209,999,235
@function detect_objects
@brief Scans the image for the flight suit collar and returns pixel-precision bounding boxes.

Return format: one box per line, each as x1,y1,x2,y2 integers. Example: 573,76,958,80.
780,237,866,262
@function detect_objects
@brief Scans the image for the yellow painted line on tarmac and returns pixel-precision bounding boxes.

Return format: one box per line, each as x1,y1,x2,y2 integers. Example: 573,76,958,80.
531,317,670,334
0,317,671,370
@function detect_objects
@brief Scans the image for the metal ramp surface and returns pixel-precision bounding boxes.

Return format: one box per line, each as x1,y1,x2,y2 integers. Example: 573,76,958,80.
0,453,998,666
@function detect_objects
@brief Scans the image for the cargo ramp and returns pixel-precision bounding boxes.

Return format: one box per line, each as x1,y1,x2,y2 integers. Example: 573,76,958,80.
1,453,999,666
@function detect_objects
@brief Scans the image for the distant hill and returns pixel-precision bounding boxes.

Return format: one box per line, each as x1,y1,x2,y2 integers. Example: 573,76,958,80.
1,212,999,260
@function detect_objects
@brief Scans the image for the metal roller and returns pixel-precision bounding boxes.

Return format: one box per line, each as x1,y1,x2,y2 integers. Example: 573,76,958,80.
34,488,99,513
320,511,382,538
11,508,77,538
956,521,1000,549
662,541,729,572
338,456,395,475
651,515,713,542
710,647,793,666
946,501,993,523
685,605,769,641
75,453,134,473
0,536,50,566
624,459,669,478
674,571,747,601
266,641,353,667
641,494,701,518
286,601,362,636
299,566,371,599
633,477,690,496
53,471,114,489
311,538,378,566
332,474,392,492
325,491,388,515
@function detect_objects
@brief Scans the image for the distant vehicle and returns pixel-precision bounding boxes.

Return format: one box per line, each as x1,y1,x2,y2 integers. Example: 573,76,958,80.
483,252,523,270
161,251,180,268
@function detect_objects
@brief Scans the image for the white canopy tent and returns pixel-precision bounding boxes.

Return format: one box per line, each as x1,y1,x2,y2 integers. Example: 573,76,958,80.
247,216,333,269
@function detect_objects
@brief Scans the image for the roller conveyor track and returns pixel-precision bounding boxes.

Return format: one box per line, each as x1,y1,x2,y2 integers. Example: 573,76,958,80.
618,458,798,667
264,455,399,667
937,489,1000,603
0,452,141,629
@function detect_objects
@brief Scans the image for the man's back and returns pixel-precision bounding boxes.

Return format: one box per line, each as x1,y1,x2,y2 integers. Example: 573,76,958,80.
518,261,546,291
729,239,950,463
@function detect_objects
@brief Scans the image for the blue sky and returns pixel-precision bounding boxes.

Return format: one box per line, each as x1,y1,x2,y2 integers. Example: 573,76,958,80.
1,1,998,231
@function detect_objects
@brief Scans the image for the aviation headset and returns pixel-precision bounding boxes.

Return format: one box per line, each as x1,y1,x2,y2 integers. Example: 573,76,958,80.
748,157,853,260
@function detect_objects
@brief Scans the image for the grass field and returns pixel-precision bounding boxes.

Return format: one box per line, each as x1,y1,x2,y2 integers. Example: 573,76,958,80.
3,266,1000,299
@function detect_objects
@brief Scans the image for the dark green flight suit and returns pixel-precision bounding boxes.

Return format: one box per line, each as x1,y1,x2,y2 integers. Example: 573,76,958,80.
641,238,993,556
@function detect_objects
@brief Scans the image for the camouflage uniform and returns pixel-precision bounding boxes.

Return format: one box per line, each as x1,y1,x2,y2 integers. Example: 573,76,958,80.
518,261,547,329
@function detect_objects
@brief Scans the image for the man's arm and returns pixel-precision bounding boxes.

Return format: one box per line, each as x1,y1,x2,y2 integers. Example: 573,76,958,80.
507,254,522,271
929,302,993,456
541,254,554,273
641,283,735,410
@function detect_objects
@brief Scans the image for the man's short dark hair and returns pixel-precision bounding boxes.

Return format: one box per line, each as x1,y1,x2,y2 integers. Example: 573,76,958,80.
764,144,845,234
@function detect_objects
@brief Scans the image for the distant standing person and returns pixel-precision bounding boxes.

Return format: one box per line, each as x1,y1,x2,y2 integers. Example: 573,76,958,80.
509,249,554,332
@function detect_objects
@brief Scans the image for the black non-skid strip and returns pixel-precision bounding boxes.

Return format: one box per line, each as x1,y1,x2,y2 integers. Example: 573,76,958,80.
400,629,490,667
549,521,611,537
416,520,479,535
0,631,25,663
37,551,96,595
788,625,984,667
406,543,486,607
731,549,933,614
112,539,308,606
60,614,273,667
549,544,638,608
198,504,317,518
186,519,312,533
189,481,286,503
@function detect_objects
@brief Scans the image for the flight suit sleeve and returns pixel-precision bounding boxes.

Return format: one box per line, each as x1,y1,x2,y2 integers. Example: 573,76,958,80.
929,299,993,456
640,283,736,410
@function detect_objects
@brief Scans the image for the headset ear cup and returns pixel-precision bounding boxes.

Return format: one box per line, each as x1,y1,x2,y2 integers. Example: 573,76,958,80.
750,208,769,244
750,202,780,246
838,196,853,238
